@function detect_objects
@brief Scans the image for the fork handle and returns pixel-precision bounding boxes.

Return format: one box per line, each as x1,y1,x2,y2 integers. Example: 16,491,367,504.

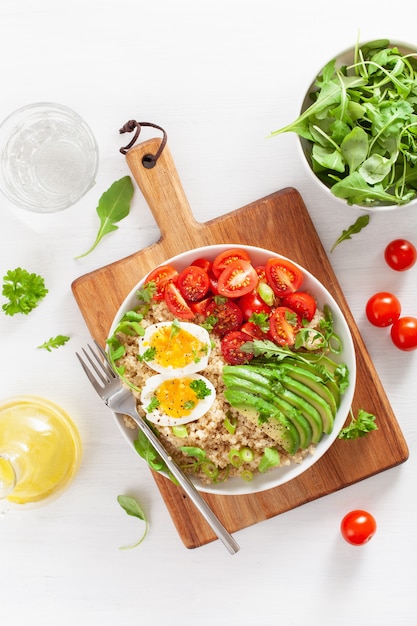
122,407,240,555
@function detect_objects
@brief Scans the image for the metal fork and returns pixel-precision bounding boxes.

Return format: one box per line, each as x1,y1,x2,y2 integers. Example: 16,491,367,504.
76,341,240,555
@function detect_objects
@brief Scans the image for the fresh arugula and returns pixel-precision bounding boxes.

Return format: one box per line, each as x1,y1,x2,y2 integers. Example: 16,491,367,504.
2,268,48,316
37,335,70,351
76,176,134,258
117,495,148,550
272,39,417,207
331,215,370,252
338,408,378,440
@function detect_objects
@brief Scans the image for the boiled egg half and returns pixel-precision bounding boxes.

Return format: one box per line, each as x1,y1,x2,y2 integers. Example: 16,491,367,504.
140,373,216,426
138,321,211,375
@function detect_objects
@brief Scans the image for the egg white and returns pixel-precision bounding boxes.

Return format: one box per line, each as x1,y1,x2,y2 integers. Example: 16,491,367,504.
140,373,216,426
138,321,211,375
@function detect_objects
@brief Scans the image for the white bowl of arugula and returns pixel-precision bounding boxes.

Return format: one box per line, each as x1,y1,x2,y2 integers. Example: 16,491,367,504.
272,39,417,210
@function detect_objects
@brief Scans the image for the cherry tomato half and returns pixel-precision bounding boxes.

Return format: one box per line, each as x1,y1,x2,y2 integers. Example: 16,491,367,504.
269,306,300,347
384,239,417,271
217,259,258,298
365,292,401,327
390,316,417,351
145,265,178,301
282,292,317,322
177,265,210,302
221,331,254,365
265,258,303,297
205,298,243,337
164,282,194,320
212,248,251,278
340,510,377,546
238,290,272,321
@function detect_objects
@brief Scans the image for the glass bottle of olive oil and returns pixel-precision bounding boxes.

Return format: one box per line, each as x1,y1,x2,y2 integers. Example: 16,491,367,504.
0,396,82,507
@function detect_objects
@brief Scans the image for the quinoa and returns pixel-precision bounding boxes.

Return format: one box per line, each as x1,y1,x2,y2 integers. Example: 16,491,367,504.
113,300,316,485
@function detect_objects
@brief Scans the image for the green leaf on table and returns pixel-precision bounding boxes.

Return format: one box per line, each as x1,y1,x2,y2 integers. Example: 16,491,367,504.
76,176,134,258
2,268,48,316
117,495,148,550
330,214,370,252
37,335,70,351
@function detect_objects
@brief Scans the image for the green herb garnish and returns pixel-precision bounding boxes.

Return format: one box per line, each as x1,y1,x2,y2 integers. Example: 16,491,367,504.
338,408,378,440
2,268,48,316
76,176,134,258
331,215,370,252
117,495,148,550
37,335,70,351
189,378,212,399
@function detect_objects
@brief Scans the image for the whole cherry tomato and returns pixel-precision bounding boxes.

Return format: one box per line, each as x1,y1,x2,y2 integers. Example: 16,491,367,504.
384,239,417,271
340,510,377,546
390,316,417,351
365,292,401,327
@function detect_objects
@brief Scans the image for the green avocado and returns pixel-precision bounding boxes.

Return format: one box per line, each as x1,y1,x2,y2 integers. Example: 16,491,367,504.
223,388,300,455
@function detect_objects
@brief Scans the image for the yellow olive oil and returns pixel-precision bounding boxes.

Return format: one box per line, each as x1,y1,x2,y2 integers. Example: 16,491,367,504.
0,396,82,505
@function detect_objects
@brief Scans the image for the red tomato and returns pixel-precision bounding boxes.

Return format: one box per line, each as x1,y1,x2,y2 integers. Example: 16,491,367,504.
365,292,401,327
190,257,212,274
217,259,258,298
205,298,243,336
164,282,194,320
190,296,213,315
265,258,303,297
269,306,300,346
212,248,251,278
390,316,417,351
340,510,377,546
255,265,267,282
240,321,266,339
145,265,178,301
177,265,210,302
282,292,317,322
221,331,254,365
384,239,417,271
238,291,272,320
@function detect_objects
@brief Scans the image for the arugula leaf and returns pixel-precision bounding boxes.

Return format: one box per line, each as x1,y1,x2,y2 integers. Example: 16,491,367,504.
117,495,148,550
330,214,370,252
2,268,48,315
76,176,134,258
37,335,70,351
338,408,378,440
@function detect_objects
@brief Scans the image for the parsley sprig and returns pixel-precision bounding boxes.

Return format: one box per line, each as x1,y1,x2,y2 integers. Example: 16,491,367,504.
338,408,378,440
2,268,48,316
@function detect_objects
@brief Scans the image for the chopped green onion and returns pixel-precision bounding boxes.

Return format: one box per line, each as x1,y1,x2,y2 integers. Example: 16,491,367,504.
229,449,243,467
224,412,238,435
257,281,275,306
240,469,254,482
239,446,254,463
172,425,188,438
202,462,219,480
258,447,280,473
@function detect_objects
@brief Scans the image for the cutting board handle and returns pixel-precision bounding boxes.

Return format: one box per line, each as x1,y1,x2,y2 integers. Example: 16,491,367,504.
125,137,201,243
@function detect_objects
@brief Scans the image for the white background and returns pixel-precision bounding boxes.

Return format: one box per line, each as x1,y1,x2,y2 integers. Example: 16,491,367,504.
1,1,417,624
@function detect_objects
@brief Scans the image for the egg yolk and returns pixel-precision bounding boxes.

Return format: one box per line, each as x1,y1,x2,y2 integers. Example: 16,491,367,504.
146,325,208,369
155,377,199,418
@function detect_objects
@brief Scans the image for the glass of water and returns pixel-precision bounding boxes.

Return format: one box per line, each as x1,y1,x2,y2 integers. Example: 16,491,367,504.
0,102,99,213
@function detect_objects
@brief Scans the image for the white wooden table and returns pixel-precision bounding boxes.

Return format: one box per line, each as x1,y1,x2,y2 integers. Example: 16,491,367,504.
1,2,416,624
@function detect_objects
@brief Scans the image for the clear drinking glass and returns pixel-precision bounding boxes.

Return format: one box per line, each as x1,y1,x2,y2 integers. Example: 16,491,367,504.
0,102,99,213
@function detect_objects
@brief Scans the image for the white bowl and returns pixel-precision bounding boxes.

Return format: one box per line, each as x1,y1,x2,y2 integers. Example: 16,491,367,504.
296,40,417,212
107,244,356,495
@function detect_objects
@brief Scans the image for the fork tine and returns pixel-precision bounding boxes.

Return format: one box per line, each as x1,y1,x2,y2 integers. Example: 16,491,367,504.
76,349,105,389
92,340,117,379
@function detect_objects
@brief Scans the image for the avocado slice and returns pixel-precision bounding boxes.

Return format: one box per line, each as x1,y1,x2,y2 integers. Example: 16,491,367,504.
223,389,300,455
280,375,335,434
274,385,323,444
223,370,312,448
278,362,339,413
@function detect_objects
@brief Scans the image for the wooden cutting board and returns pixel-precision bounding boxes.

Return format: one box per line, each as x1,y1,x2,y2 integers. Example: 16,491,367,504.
72,136,409,549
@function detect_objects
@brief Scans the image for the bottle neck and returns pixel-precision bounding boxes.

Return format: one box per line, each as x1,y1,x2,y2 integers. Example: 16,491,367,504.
0,454,17,500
